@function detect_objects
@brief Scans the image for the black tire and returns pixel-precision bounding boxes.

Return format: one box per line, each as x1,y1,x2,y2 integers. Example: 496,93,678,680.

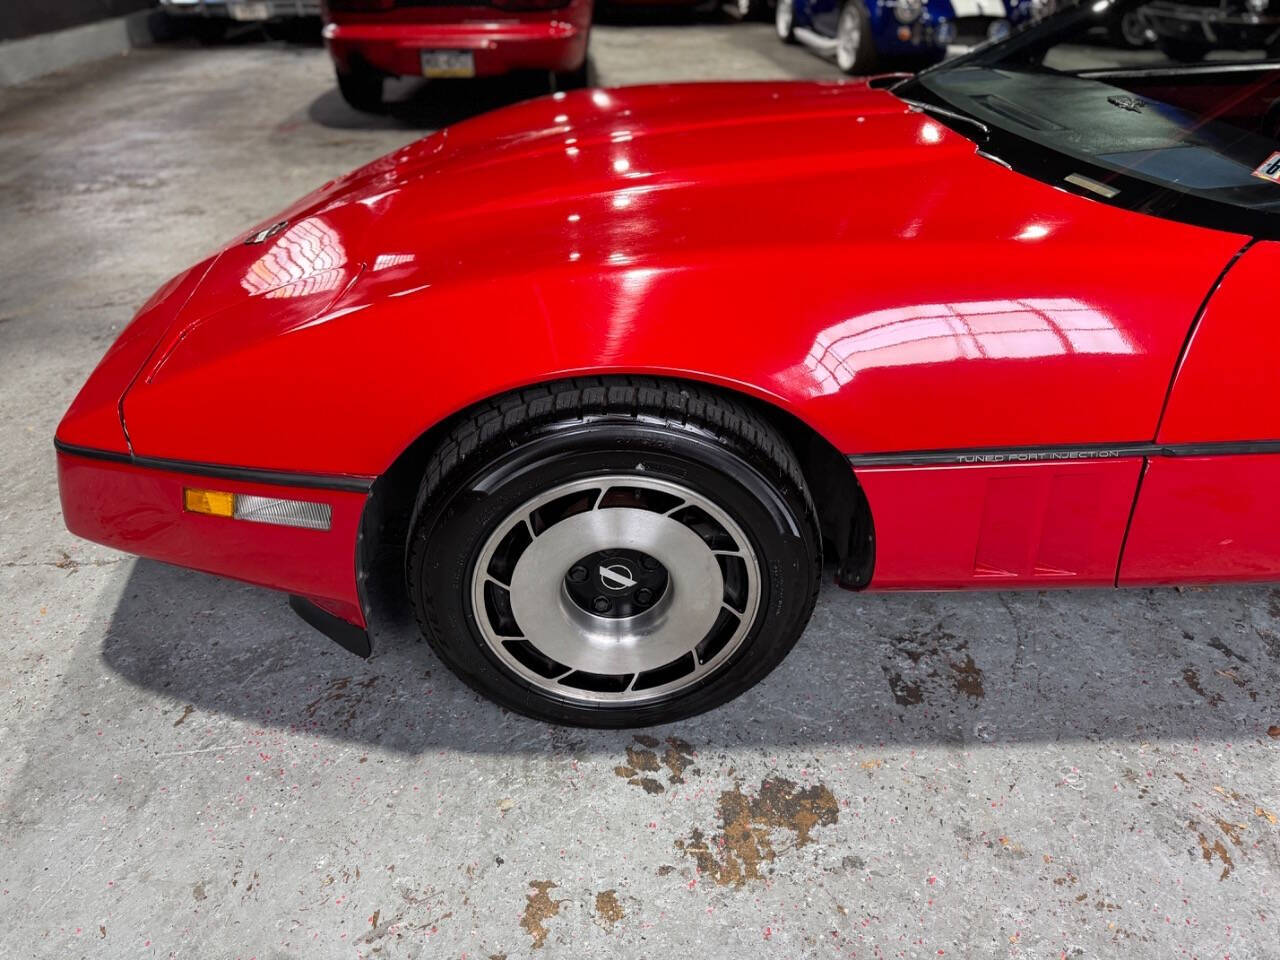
776,0,797,42
1107,10,1150,48
407,377,822,727
835,0,877,75
1157,37,1209,62
552,55,591,92
186,17,228,45
336,65,384,113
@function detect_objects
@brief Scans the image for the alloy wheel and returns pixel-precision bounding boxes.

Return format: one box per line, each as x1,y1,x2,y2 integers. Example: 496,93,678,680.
836,4,861,72
776,0,794,39
470,475,762,705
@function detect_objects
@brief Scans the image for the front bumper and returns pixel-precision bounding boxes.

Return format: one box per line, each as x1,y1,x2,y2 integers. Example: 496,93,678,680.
56,443,372,638
323,16,589,77
160,0,322,19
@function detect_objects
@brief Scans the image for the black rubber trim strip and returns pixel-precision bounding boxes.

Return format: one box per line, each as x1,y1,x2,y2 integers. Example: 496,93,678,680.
848,440,1280,467
1114,455,1151,588
1153,239,1255,440
288,595,371,658
54,438,374,493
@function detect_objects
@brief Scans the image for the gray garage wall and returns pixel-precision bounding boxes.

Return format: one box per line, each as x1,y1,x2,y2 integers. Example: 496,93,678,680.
0,0,162,86
0,0,156,43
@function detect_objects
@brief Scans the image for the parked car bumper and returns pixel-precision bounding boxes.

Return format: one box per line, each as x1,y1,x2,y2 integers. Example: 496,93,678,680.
323,12,591,77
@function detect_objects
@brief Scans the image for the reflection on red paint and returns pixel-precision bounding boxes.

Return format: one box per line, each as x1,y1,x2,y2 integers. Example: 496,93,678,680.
800,297,1133,396
241,218,347,300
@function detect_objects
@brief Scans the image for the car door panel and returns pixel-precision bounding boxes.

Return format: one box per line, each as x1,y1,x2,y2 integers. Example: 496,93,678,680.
1156,241,1280,444
1119,454,1280,583
1120,241,1280,583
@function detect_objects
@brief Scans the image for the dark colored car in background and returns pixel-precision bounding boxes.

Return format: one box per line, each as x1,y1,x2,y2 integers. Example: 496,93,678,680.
322,0,593,112
1006,0,1153,46
1144,0,1280,60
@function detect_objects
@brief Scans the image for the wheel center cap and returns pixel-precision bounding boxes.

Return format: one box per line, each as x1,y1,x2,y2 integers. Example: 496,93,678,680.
564,547,670,619
599,564,636,591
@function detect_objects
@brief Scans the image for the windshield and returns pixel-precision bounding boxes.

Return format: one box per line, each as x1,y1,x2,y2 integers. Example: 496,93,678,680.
896,0,1280,234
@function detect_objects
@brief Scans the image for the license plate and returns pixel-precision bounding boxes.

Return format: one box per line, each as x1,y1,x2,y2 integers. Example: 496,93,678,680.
421,50,475,79
227,2,270,21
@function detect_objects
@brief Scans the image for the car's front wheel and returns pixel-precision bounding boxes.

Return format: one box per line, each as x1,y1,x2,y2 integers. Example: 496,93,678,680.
835,0,877,75
408,379,821,727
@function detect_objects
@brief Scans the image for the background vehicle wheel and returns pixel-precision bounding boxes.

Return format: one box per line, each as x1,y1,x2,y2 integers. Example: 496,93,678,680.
335,65,384,113
737,0,768,20
407,378,822,727
835,1,877,75
1157,37,1208,62
552,56,592,92
1108,9,1150,48
776,0,797,41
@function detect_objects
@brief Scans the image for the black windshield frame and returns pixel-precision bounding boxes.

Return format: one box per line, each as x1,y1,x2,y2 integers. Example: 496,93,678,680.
891,0,1280,240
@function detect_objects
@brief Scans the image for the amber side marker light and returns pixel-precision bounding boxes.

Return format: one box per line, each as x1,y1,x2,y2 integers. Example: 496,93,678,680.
183,488,332,531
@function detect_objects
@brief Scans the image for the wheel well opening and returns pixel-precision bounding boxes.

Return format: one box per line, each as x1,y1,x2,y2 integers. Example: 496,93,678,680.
744,397,876,591
358,376,877,629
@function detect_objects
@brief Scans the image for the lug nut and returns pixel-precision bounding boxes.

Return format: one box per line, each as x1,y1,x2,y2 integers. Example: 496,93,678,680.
635,588,653,606
592,596,611,613
568,565,588,583
641,556,660,570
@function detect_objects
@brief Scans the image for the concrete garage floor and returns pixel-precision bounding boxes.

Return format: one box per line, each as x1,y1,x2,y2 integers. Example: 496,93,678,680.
2,19,1279,960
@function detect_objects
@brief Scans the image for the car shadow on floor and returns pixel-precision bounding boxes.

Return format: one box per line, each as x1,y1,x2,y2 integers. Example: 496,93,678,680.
306,67,587,131
98,557,1280,756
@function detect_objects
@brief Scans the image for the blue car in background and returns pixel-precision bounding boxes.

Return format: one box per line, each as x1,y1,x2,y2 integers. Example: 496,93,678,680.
775,0,1020,73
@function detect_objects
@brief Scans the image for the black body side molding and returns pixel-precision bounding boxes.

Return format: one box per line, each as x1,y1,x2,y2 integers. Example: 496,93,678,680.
288,595,372,658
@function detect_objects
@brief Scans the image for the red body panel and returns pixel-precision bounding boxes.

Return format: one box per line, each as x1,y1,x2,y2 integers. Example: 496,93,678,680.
57,256,217,454
57,452,368,626
1116,241,1280,584
55,80,1279,628
106,82,1243,477
1120,455,1280,585
323,1,592,78
859,460,1143,588
1157,242,1280,445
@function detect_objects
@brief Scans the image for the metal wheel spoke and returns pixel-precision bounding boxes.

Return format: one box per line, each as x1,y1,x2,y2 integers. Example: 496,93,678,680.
473,474,761,705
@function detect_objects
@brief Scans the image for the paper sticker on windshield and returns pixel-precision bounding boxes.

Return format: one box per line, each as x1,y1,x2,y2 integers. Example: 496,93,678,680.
1254,152,1280,184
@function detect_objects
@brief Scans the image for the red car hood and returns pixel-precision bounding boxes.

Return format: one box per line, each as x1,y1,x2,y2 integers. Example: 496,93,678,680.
67,79,1244,473
125,80,944,389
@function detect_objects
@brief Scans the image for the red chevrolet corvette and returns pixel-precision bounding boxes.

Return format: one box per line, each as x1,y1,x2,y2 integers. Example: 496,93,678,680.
322,0,594,112
57,0,1280,726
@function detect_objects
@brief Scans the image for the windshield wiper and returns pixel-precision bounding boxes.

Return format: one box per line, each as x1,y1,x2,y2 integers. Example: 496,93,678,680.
897,97,991,141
